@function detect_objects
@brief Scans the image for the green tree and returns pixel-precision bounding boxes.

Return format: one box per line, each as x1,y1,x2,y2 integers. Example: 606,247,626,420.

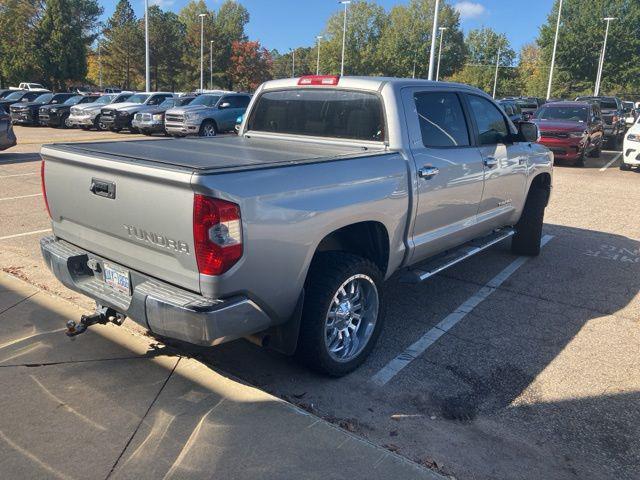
378,0,466,79
0,0,42,87
537,0,640,98
449,27,517,97
212,0,249,88
102,0,143,90
318,1,386,76
36,0,89,90
177,0,216,90
145,6,186,91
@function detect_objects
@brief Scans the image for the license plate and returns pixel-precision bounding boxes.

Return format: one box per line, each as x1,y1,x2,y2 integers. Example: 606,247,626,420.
103,262,131,295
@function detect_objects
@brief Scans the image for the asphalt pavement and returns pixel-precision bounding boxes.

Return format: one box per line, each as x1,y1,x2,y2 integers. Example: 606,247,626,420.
1,126,638,480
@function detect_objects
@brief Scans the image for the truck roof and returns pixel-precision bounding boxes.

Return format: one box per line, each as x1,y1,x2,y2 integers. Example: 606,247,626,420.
260,76,487,95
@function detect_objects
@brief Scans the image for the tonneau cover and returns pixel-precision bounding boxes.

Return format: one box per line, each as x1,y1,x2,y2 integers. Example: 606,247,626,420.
45,136,379,173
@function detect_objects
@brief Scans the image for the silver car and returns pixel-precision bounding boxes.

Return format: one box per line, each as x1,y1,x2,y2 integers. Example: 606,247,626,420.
68,93,133,130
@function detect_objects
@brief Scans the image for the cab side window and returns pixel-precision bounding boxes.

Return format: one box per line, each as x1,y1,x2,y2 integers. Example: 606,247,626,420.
414,92,470,147
227,96,250,109
467,95,510,145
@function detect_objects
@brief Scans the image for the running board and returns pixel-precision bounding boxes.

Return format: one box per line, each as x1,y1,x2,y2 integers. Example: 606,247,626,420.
401,228,516,284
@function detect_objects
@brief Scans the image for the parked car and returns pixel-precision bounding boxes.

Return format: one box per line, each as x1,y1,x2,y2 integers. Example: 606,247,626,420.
532,101,603,166
10,92,77,126
575,96,625,149
0,89,16,99
68,92,134,130
40,76,552,376
132,95,196,135
100,92,174,132
39,95,99,128
103,87,122,94
622,101,637,127
515,97,546,120
11,82,48,91
621,115,640,171
164,92,251,137
498,99,523,123
0,109,16,151
0,90,49,113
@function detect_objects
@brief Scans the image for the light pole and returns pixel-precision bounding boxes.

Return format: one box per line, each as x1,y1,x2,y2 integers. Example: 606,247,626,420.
435,26,447,81
316,35,323,75
290,48,296,77
199,13,207,92
98,40,102,91
492,45,501,99
594,17,616,96
144,0,150,91
209,40,213,90
427,0,440,80
546,0,563,100
339,1,351,76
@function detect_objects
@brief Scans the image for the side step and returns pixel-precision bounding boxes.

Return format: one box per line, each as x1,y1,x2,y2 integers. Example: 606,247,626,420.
400,228,515,284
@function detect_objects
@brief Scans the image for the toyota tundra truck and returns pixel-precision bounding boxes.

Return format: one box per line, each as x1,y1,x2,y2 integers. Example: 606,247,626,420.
39,76,553,376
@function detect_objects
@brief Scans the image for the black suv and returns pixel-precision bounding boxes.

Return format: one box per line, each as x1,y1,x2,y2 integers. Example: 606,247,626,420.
39,94,99,128
10,92,76,126
575,96,625,149
0,109,16,151
0,90,47,114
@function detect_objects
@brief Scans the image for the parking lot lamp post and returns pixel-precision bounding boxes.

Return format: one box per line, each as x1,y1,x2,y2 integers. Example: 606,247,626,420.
210,40,213,89
199,13,207,92
594,17,616,96
492,45,501,99
546,0,562,100
435,26,447,81
290,48,296,77
98,41,102,91
316,36,323,75
339,1,351,76
427,0,440,80
144,0,150,92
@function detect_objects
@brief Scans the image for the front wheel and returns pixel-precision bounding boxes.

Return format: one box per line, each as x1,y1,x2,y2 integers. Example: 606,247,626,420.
199,120,217,137
296,252,385,376
512,187,547,256
620,162,631,171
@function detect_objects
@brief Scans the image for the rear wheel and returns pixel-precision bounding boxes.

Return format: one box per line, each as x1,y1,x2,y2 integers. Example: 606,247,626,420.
512,187,547,256
620,162,631,171
296,252,385,376
199,120,217,137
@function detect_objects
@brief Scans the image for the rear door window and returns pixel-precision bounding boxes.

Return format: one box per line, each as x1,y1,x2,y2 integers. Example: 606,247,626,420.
467,95,511,145
248,89,385,141
413,92,470,147
227,96,250,109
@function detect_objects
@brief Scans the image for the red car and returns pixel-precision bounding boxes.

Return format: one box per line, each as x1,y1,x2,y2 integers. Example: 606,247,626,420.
532,101,604,166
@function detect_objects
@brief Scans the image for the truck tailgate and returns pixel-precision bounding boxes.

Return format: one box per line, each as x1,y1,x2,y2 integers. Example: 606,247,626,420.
41,144,200,292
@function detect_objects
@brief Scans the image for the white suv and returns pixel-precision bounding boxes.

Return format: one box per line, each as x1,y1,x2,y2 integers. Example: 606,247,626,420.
621,116,640,171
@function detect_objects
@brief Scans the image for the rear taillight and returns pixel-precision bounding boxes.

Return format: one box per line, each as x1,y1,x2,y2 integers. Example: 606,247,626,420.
40,160,51,218
193,194,242,276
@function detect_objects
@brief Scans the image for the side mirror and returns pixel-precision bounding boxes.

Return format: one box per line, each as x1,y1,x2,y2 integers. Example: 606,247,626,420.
219,102,231,109
518,121,539,143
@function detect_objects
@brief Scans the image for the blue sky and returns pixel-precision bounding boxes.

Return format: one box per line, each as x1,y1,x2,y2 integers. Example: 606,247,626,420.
100,0,555,54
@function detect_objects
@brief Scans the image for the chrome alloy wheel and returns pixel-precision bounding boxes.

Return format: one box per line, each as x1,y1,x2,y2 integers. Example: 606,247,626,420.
201,122,217,137
324,274,379,362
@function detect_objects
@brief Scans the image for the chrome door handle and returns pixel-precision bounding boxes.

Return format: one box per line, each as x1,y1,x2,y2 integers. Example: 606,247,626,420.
418,166,440,179
484,156,498,168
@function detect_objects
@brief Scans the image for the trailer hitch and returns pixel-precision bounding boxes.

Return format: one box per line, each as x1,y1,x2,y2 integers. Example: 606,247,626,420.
66,306,126,338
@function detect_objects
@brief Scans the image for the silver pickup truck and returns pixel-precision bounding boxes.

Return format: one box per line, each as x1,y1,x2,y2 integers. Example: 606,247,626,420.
40,76,552,376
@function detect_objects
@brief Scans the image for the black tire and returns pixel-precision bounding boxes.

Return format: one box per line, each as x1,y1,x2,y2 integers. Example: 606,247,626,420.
199,120,217,137
588,142,601,158
95,116,105,131
296,252,385,377
512,187,547,256
110,127,121,132
141,129,152,136
129,126,139,134
574,150,585,167
620,162,631,171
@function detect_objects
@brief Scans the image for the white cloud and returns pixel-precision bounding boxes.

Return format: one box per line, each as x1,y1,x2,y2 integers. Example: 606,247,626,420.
453,1,487,20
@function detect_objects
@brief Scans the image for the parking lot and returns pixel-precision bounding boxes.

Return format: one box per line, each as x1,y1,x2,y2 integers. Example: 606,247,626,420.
1,126,639,479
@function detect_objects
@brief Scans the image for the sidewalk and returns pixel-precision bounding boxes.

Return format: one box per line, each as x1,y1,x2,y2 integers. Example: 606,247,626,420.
0,272,444,480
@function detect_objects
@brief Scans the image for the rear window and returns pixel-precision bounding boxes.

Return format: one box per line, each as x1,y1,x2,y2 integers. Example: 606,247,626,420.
248,89,385,141
535,106,588,122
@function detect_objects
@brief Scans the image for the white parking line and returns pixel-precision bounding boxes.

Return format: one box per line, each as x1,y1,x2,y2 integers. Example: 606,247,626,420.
0,229,51,241
0,172,39,179
0,193,42,201
371,235,554,387
599,152,622,172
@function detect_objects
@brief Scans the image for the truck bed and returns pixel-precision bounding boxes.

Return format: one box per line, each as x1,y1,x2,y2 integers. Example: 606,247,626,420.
43,136,381,173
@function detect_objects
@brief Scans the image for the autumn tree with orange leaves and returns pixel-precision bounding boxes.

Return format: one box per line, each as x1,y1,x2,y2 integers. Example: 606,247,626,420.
229,40,273,92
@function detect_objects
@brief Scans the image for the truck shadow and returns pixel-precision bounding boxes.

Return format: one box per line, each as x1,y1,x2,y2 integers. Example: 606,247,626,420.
0,152,41,165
